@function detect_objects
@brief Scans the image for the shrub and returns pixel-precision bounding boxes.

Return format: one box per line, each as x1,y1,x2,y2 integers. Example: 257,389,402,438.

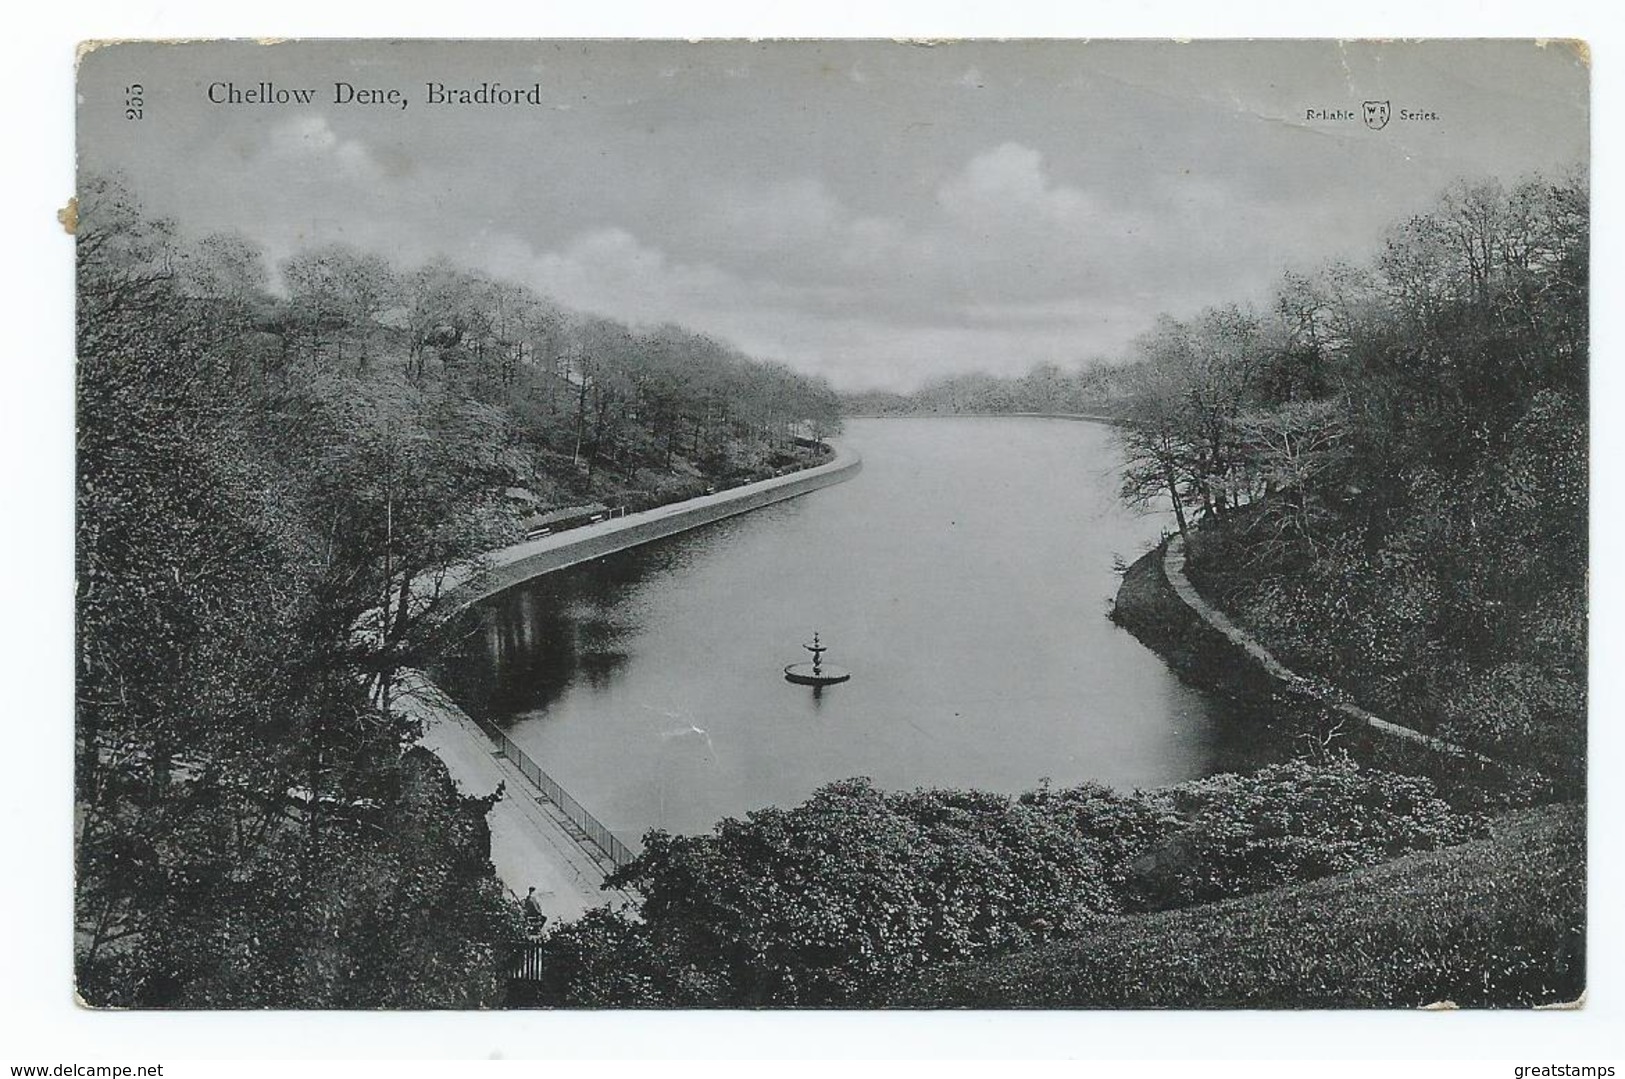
529,761,1481,1006
601,778,1116,1005
1121,756,1476,910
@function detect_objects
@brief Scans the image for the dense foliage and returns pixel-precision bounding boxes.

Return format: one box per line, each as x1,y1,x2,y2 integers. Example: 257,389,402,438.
903,805,1584,1009
1111,758,1473,910
524,759,1475,1006
74,174,841,1006
265,239,842,501
1110,172,1587,780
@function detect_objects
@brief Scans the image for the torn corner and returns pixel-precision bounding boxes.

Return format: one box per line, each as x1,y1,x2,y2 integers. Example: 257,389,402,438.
1537,39,1591,68
75,40,110,66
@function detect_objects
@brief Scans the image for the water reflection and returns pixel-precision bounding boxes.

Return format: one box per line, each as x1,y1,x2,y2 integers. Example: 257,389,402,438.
438,562,647,717
432,418,1281,842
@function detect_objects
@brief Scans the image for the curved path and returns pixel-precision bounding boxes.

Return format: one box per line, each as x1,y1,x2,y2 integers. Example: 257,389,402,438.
414,443,862,919
1162,533,1490,764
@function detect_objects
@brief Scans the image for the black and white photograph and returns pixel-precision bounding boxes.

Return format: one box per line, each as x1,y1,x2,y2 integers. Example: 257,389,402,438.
66,36,1591,1019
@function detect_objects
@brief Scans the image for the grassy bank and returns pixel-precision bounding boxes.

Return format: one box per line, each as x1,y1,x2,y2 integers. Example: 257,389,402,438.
1178,513,1586,791
902,803,1584,1009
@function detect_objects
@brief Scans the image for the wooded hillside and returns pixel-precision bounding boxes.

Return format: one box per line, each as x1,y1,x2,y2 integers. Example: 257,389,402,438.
74,174,841,1006
1112,171,1587,781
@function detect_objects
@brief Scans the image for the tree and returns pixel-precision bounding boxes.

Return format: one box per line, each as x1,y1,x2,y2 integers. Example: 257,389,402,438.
281,244,397,370
291,375,521,715
1116,357,1192,535
77,177,523,1007
1155,168,1587,779
1114,308,1270,535
1234,397,1348,558
401,257,475,381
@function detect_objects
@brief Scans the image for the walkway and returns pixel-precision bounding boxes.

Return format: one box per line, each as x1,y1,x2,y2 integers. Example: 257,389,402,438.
398,669,639,922
1162,532,1490,762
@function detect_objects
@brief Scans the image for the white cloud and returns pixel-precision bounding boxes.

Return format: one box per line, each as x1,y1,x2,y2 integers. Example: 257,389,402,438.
452,144,1235,388
266,115,379,180
477,226,738,331
268,114,338,156
936,142,1102,229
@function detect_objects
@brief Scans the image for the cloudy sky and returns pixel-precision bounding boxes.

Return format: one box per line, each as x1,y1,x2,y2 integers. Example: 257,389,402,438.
78,40,1587,390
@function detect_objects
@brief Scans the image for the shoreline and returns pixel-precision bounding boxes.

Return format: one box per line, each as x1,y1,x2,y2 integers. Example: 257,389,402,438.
1111,530,1536,793
400,669,642,921
1108,534,1282,707
412,440,862,912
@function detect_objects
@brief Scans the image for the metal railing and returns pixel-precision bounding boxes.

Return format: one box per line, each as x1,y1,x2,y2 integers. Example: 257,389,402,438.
510,941,546,984
471,716,636,870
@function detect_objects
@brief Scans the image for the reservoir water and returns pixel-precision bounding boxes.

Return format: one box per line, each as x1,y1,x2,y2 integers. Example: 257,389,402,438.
433,417,1270,843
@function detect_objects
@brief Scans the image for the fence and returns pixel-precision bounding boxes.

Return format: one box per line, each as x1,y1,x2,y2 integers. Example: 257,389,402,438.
510,942,546,984
471,716,637,870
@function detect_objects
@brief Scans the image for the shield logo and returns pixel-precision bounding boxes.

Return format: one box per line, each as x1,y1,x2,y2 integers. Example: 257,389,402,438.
1362,100,1391,130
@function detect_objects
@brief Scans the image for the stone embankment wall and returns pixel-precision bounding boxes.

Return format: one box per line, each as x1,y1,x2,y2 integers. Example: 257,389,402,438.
451,443,862,609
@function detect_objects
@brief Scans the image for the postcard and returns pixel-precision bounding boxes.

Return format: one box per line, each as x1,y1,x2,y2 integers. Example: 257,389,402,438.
74,38,1588,1009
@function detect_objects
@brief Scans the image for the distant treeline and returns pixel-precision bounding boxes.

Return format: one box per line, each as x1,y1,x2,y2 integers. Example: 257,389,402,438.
74,172,839,1007
185,213,842,497
842,362,1133,418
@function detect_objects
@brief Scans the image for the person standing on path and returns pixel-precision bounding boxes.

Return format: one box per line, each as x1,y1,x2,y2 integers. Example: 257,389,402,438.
522,886,548,936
